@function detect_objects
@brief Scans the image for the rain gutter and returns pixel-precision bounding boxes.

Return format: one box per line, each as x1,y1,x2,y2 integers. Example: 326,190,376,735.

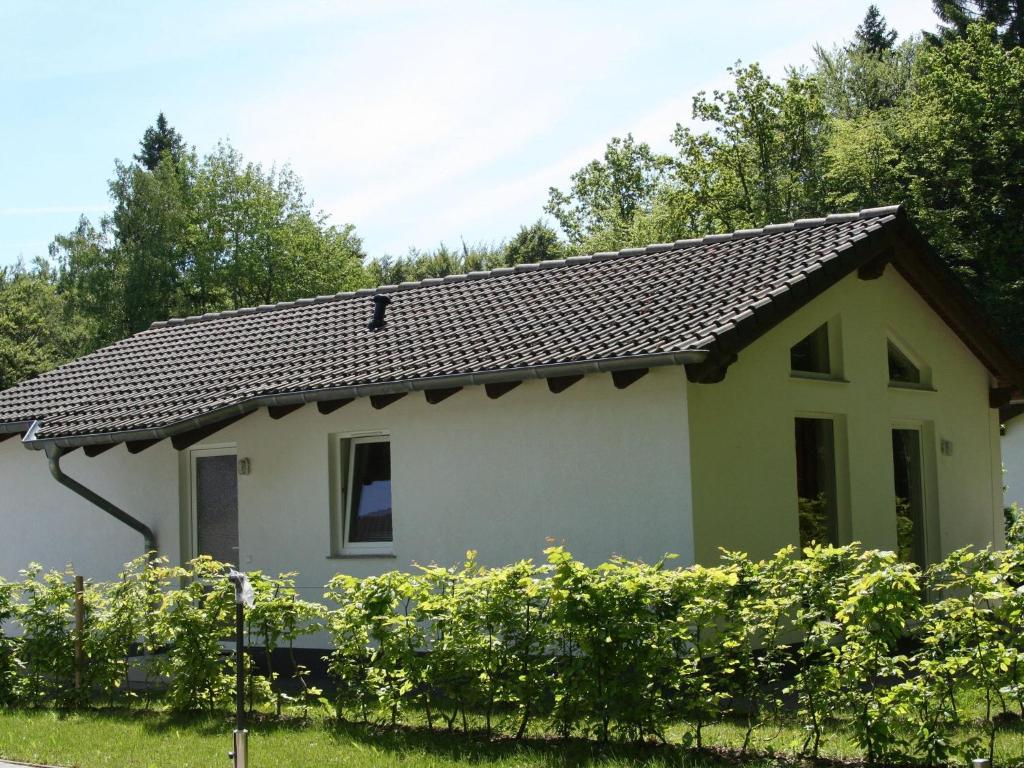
15,349,707,451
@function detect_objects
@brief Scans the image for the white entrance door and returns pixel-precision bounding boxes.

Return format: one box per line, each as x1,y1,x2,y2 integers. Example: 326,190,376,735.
190,447,239,566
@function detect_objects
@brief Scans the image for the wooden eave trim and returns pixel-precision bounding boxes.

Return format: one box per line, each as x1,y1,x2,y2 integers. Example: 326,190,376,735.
84,443,116,457
424,387,462,404
611,368,648,389
546,374,583,393
268,403,303,420
317,398,353,415
170,412,249,451
370,392,406,410
888,218,1024,389
485,381,521,399
126,438,161,454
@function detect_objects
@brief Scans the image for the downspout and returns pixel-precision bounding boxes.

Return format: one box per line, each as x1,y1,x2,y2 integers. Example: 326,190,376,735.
45,445,157,554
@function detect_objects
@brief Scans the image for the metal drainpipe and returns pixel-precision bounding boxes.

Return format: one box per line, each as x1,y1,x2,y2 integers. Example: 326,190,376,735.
45,445,157,554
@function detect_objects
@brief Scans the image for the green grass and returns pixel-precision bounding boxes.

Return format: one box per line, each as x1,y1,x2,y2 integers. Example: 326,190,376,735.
0,705,1023,768
0,709,774,768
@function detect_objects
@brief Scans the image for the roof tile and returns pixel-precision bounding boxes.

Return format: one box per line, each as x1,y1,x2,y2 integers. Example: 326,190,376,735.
0,207,905,441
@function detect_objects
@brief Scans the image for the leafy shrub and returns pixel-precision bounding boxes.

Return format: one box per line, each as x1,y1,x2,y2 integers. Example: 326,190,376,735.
245,570,326,716
10,539,1024,764
15,564,79,706
0,576,19,705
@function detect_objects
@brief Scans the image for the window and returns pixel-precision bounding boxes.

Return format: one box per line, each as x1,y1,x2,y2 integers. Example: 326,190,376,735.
794,417,839,548
337,435,393,553
888,340,921,385
892,428,927,567
791,323,831,376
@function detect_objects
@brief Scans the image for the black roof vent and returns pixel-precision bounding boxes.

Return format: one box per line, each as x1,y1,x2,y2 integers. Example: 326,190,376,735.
368,294,392,331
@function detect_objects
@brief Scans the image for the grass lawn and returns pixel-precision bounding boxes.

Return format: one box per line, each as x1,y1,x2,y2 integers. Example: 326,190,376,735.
0,705,1022,768
0,709,775,768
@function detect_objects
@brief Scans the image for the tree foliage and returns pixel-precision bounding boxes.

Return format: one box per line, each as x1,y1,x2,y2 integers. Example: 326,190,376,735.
133,112,186,171
856,5,899,53
367,221,567,286
932,0,1024,48
547,12,1024,349
51,115,369,348
0,260,86,390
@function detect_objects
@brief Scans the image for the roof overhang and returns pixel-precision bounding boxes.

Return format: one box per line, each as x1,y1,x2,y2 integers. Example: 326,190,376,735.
12,350,707,451
686,208,1024,398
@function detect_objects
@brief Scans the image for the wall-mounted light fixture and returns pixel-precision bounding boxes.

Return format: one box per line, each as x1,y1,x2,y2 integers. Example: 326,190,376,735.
238,457,252,475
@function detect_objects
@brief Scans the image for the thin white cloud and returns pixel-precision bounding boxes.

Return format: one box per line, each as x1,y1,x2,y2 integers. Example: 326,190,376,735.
358,0,938,252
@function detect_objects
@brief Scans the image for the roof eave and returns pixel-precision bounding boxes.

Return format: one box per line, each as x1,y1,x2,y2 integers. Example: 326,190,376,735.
16,349,707,451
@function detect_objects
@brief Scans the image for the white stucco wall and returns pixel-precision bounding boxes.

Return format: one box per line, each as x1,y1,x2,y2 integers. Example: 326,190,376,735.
1003,418,1024,508
207,367,695,603
0,439,180,581
0,368,696,599
687,266,1003,563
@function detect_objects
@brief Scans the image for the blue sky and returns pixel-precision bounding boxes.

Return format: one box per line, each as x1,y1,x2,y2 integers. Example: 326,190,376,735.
0,1,939,268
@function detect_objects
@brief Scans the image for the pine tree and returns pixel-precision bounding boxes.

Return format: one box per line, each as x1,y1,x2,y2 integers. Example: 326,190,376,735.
932,0,1024,48
134,113,186,171
855,5,898,53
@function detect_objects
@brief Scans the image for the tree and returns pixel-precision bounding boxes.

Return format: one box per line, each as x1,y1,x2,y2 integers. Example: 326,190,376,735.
894,22,1024,340
366,222,568,286
111,150,197,334
134,113,187,171
670,64,831,233
546,64,832,253
0,260,87,389
814,38,919,117
545,135,670,247
51,123,368,348
932,0,1024,48
50,216,123,351
855,5,899,53
190,142,365,312
502,221,567,265
367,241,505,286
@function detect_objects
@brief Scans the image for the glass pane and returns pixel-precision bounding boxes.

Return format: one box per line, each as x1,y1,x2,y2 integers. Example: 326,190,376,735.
791,324,831,375
348,441,392,543
795,418,838,548
195,454,239,565
888,341,921,384
892,429,926,567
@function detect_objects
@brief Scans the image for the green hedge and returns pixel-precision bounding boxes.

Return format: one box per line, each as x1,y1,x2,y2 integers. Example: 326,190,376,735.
2,543,1024,764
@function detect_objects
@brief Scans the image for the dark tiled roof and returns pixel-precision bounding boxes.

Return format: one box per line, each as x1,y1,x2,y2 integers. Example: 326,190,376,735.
0,205,996,446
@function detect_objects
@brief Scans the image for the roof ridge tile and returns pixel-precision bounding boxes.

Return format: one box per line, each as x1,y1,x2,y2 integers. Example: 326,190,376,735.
146,205,903,331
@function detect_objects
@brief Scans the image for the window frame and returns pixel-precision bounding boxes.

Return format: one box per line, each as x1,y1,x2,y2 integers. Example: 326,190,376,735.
331,431,394,557
886,334,933,390
890,419,939,568
792,412,851,550
790,317,844,382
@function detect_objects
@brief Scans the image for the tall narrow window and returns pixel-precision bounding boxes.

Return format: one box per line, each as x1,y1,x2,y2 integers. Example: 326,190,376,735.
791,324,831,376
892,428,926,567
887,341,921,385
345,437,393,546
795,417,839,548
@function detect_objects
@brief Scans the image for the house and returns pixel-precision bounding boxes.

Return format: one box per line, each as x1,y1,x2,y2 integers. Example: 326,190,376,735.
1,205,1020,607
1002,410,1024,510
